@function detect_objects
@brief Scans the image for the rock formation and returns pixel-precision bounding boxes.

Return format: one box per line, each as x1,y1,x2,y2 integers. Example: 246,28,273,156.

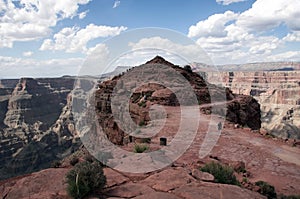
95,56,261,145
207,71,300,139
0,77,81,180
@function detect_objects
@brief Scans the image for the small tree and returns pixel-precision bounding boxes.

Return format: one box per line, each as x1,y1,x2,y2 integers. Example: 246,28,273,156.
66,161,106,199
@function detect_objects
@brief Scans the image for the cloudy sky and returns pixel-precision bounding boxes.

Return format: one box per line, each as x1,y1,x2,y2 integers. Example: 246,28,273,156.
0,0,299,78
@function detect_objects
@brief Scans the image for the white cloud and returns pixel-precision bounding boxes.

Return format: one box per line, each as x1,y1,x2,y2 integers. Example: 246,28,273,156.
40,24,127,53
283,31,300,42
188,0,300,64
0,56,84,78
82,43,111,75
78,10,89,19
113,0,120,8
188,11,238,38
23,51,33,57
216,0,247,5
128,37,212,64
236,0,300,32
267,51,300,62
0,0,91,48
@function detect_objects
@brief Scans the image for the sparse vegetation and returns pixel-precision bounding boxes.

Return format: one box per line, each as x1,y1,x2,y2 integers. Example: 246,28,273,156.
242,177,249,183
133,144,149,153
66,161,106,199
139,120,145,126
200,162,240,186
255,180,277,199
138,101,147,107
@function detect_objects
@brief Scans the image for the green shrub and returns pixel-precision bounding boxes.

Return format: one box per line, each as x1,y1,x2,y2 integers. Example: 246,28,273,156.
255,181,277,199
133,144,149,153
242,177,249,183
66,161,106,199
200,162,240,186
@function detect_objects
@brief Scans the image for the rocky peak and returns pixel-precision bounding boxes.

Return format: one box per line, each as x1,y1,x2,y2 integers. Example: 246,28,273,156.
145,55,174,67
95,57,261,145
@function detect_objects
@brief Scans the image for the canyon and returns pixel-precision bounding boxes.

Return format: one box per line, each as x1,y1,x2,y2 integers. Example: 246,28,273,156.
0,57,300,198
0,77,81,180
206,70,300,140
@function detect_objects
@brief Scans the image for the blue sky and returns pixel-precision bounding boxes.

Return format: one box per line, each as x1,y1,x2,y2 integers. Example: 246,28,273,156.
0,0,299,78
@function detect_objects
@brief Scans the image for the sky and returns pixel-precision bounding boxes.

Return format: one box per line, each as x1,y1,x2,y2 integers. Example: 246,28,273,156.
0,0,300,78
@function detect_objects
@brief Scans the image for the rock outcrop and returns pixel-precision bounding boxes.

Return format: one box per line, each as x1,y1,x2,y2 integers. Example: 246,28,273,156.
95,56,261,145
0,77,81,180
207,71,300,139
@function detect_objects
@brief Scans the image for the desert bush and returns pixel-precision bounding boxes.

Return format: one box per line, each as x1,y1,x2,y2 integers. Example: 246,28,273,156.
66,161,106,199
133,144,149,153
200,162,240,186
255,181,277,199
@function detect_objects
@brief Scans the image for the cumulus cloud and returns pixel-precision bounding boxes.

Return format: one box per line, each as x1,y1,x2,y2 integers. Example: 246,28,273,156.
0,56,84,78
188,11,238,38
0,0,91,48
216,0,247,5
82,43,112,75
236,0,300,32
283,31,300,42
129,36,212,64
188,0,300,64
267,51,300,62
40,24,127,53
78,10,89,19
22,51,33,57
113,0,120,8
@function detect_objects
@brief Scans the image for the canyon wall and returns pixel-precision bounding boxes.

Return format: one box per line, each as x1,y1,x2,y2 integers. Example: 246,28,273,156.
0,78,81,180
206,71,300,139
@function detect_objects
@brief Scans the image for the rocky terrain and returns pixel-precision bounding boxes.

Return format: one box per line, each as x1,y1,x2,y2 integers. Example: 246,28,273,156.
1,111,300,199
0,77,81,180
94,56,261,147
1,57,300,198
206,71,300,139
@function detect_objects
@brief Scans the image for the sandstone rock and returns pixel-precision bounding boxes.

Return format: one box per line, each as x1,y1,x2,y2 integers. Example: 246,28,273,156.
105,182,154,198
191,169,215,182
104,168,129,188
207,70,300,139
95,56,261,146
173,182,266,199
132,191,181,199
0,168,69,199
141,167,195,192
0,77,81,180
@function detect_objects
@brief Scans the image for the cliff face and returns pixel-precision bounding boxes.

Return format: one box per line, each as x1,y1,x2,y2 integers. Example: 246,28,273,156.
0,77,80,180
207,71,300,139
95,56,261,145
